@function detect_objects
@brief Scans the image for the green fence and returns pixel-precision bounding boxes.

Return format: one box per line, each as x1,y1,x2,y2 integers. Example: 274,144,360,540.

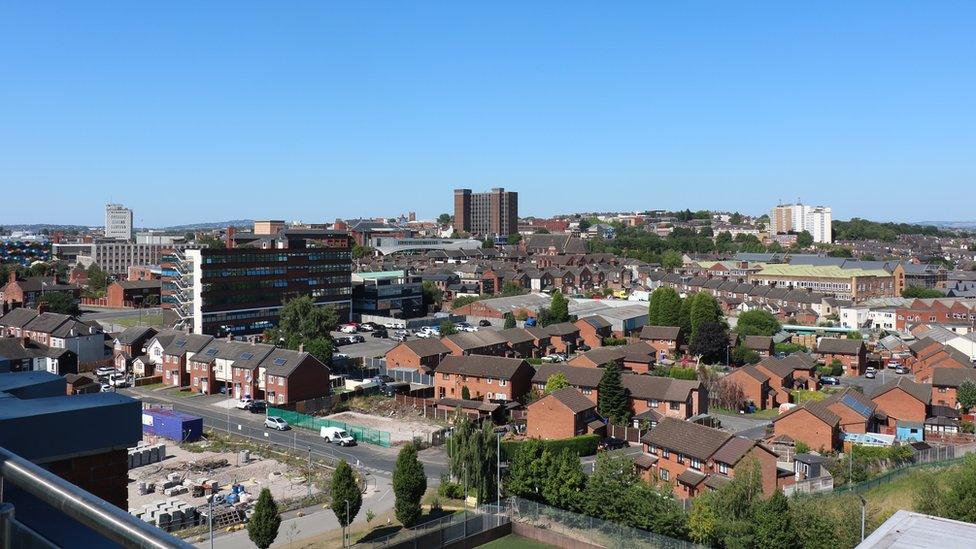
268,407,391,447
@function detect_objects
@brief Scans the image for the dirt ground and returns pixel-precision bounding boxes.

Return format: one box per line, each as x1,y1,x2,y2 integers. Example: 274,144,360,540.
127,437,321,510
325,410,443,444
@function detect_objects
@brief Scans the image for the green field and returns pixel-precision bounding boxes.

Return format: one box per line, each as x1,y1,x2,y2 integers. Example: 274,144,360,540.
479,534,555,549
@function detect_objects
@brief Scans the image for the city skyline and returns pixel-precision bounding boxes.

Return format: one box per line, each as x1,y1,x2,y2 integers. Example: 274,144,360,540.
3,2,975,226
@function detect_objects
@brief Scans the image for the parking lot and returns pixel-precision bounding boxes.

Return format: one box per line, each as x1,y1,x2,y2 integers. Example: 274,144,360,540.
839,366,912,393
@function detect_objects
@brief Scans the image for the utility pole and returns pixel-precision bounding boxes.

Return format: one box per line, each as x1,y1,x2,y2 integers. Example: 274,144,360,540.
307,446,312,498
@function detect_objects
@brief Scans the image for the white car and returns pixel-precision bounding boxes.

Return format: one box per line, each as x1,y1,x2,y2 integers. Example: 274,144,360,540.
541,354,565,363
339,324,358,334
235,397,253,410
96,366,118,378
108,373,129,388
321,427,356,446
456,323,478,333
265,417,290,431
100,383,112,392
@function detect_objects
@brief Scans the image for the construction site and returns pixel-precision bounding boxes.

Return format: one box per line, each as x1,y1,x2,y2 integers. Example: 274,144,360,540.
126,436,326,534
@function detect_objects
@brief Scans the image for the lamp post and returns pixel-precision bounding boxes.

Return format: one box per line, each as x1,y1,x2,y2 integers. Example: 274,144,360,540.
859,495,867,542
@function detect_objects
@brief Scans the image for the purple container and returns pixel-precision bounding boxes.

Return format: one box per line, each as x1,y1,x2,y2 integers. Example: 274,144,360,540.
141,409,204,442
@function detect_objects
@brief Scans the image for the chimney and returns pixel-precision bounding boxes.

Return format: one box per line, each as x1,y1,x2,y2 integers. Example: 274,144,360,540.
226,226,236,249
21,337,29,349
8,272,15,284
37,302,47,314
298,343,305,353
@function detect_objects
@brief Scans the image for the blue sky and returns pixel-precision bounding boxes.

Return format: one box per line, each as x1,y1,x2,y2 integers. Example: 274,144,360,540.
2,2,974,227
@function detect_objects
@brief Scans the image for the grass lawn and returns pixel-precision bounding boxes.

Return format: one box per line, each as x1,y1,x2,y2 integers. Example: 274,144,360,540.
102,313,165,328
162,387,201,398
792,389,828,404
480,534,556,549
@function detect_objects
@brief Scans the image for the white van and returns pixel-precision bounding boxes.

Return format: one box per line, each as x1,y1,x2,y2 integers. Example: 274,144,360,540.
320,427,357,446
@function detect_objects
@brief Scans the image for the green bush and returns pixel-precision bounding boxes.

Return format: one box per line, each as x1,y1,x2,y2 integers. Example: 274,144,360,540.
500,434,600,460
526,358,544,365
602,337,628,346
438,481,466,500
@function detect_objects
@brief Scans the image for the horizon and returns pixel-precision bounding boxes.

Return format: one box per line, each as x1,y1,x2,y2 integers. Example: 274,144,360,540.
2,2,974,226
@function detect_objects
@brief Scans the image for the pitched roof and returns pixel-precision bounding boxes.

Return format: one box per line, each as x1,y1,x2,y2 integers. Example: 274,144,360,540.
817,337,865,355
544,322,580,337
162,334,214,356
548,387,597,414
577,315,612,330
260,348,321,376
641,417,732,461
114,326,158,346
677,468,707,486
0,308,39,328
932,367,976,388
870,377,932,405
711,436,757,466
775,398,841,427
497,328,535,345
22,312,73,334
743,335,773,351
398,338,451,357
443,330,509,351
437,355,527,380
639,326,681,341
909,337,941,354
755,356,797,379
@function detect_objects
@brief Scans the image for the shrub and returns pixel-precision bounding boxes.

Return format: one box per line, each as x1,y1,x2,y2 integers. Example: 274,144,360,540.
500,434,600,460
602,337,628,346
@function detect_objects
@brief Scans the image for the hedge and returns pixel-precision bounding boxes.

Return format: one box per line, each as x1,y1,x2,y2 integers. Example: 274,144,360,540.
501,434,600,460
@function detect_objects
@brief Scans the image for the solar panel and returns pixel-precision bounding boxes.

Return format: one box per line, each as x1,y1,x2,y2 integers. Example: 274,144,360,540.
205,348,219,356
240,352,254,360
841,393,873,418
273,358,287,366
175,341,186,348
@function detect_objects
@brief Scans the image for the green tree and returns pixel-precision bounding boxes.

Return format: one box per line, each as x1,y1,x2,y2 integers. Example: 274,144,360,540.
506,233,523,245
439,320,458,336
688,490,719,545
393,443,427,527
504,439,544,500
446,414,497,503
331,460,362,532
247,488,281,549
692,322,728,364
265,296,338,350
847,330,863,340
625,481,688,539
827,247,853,258
544,373,570,395
351,244,373,259
597,362,630,425
581,453,638,522
461,386,471,400
677,297,693,338
902,285,944,298
735,310,781,337
38,292,80,316
958,380,976,413
304,337,334,365
689,292,722,342
534,228,550,234
549,290,569,324
503,312,516,329
422,281,443,312
661,250,683,269
731,345,760,365
197,234,225,249
792,497,844,549
943,454,976,523
648,287,682,327
543,449,586,511
437,213,452,224
795,230,814,248
85,263,108,296
500,281,524,296
752,490,796,549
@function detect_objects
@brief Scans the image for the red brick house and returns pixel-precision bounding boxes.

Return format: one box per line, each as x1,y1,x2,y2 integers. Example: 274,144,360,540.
639,326,683,361
817,338,867,376
772,388,882,452
869,377,931,426
160,334,214,387
742,335,774,357
724,366,774,409
0,273,80,309
260,348,331,405
384,339,451,372
544,322,581,354
435,355,533,402
568,343,655,374
497,327,548,359
754,357,797,406
931,367,976,408
105,280,161,308
641,418,781,499
526,387,604,440
574,315,612,349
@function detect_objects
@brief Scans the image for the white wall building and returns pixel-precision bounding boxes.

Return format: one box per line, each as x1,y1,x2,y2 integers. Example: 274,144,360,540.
769,203,833,244
105,203,134,241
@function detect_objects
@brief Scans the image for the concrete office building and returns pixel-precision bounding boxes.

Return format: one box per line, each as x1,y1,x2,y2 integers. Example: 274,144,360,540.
454,187,518,238
104,203,133,241
162,230,352,336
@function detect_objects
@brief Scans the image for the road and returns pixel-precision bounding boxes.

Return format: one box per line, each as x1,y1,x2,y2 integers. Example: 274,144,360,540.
839,368,910,393
124,387,450,480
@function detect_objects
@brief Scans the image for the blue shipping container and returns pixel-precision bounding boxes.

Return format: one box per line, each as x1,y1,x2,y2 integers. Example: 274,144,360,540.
142,409,203,442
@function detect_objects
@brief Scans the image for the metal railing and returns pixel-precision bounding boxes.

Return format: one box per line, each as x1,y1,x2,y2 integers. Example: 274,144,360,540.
358,504,509,548
0,446,192,549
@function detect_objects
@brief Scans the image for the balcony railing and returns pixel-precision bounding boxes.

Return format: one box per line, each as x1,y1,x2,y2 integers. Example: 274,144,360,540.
0,446,192,548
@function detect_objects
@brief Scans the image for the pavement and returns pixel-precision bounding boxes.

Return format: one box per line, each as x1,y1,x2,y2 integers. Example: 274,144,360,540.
80,307,162,321
331,331,398,359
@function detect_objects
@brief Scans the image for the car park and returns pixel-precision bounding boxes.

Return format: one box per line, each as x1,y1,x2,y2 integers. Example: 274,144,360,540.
359,322,377,332
264,416,289,431
372,329,388,338
895,365,910,375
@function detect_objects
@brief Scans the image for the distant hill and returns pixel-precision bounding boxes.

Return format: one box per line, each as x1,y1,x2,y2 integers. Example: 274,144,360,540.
912,221,976,230
160,220,254,231
1,224,92,232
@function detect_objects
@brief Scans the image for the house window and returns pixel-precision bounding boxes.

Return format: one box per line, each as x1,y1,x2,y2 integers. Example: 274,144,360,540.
500,379,507,386
662,449,670,459
649,399,659,408
442,373,450,380
939,387,947,393
582,388,592,395
719,462,728,475
486,378,493,384
677,453,685,464
691,458,702,470
660,469,669,481
669,402,681,411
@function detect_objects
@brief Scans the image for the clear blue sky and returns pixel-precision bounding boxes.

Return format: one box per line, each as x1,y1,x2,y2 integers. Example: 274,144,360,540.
2,2,974,227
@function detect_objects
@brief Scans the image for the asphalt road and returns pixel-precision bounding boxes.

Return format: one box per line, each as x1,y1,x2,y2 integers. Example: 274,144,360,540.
839,367,912,393
123,387,450,481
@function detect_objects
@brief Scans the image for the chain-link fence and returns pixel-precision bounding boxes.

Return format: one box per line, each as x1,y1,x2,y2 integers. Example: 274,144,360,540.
268,407,392,447
510,497,703,549
358,504,509,548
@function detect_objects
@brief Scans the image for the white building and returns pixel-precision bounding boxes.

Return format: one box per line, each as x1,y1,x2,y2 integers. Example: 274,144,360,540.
105,203,134,241
769,203,833,244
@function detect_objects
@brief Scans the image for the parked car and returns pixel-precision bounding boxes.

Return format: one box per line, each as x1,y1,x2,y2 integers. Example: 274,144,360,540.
371,375,395,384
895,365,910,375
265,416,290,431
820,376,841,386
359,322,377,332
384,322,405,330
478,320,492,327
247,400,267,413
333,353,350,361
100,383,112,392
96,366,117,378
600,437,629,451
235,397,253,409
865,370,876,379
372,329,388,338
456,322,477,333
541,354,566,363
392,331,408,342
339,324,358,334
380,382,411,397
887,360,902,369
108,373,129,388
321,427,356,446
